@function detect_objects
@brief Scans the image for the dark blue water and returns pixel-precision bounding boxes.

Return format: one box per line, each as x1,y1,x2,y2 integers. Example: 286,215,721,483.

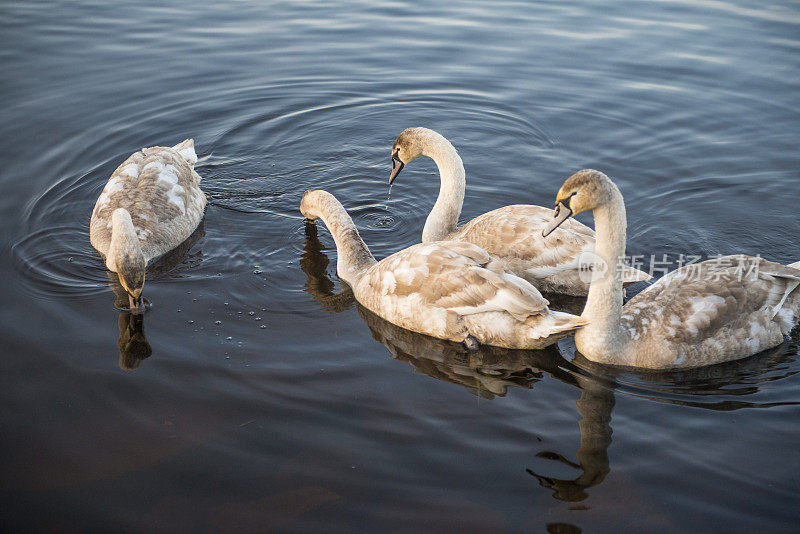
2,1,799,531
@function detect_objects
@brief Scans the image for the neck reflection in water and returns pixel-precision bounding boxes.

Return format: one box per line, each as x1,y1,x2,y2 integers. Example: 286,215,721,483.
299,221,799,503
300,221,355,313
103,221,206,371
109,274,152,371
528,342,798,503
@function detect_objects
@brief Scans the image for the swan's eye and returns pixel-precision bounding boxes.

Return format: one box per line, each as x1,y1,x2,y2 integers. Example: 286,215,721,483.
560,192,577,209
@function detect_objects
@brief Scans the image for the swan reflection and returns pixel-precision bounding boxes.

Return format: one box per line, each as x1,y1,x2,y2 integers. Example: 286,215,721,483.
300,221,354,312
104,221,205,371
299,221,799,502
108,276,152,371
528,342,797,502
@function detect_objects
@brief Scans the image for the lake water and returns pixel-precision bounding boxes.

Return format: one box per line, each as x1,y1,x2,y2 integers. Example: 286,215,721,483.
2,0,799,531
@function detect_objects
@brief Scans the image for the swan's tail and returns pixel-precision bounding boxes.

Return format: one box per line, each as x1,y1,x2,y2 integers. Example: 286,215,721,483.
622,264,652,284
517,310,587,349
172,139,198,167
542,310,589,335
789,260,800,270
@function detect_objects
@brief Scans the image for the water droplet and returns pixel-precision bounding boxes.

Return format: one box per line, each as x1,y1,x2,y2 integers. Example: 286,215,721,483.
188,320,194,324
259,324,266,329
226,336,232,340
224,302,229,306
67,257,73,262
214,320,222,325
248,311,255,316
253,269,262,275
254,317,261,321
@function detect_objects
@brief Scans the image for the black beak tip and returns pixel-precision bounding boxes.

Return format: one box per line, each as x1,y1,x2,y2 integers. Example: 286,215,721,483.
542,203,572,238
389,157,404,185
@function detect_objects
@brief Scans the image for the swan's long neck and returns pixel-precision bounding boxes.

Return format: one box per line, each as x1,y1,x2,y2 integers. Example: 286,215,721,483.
575,191,629,362
313,199,376,287
421,136,465,242
107,209,144,273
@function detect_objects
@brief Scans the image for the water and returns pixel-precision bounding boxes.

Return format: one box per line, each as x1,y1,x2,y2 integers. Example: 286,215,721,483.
2,0,799,531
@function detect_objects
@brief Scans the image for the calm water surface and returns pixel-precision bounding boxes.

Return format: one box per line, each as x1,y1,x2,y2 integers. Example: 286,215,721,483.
2,0,799,532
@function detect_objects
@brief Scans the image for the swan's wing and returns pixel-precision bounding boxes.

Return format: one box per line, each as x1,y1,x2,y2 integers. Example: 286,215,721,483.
90,145,207,259
455,205,593,273
624,255,800,342
364,241,550,320
453,205,650,283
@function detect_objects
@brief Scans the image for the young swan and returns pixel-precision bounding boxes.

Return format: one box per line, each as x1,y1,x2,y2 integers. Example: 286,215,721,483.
300,189,586,349
388,127,650,296
543,169,800,368
90,139,207,311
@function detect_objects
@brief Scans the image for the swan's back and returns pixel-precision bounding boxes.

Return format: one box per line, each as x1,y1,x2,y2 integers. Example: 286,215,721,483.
621,255,800,367
354,240,585,349
449,204,643,295
90,140,207,262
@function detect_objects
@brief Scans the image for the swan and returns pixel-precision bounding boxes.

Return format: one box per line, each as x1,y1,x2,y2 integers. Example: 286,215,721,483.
90,139,207,311
542,169,800,368
387,127,650,296
300,189,586,349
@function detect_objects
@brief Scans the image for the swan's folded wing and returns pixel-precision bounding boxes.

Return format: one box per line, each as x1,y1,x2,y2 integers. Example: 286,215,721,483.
454,205,595,273
624,255,799,342
90,146,206,260
365,242,549,320
454,205,651,283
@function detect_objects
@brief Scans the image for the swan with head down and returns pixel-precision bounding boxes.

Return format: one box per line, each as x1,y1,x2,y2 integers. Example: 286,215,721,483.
90,139,207,311
300,189,586,349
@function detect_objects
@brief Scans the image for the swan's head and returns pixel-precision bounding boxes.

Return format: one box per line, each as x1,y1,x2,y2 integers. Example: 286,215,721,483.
301,189,338,222
388,127,437,184
543,169,618,237
117,256,145,306
109,209,146,312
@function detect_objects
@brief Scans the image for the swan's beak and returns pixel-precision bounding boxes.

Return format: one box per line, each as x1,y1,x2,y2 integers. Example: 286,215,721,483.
389,156,405,185
128,292,144,314
542,202,572,237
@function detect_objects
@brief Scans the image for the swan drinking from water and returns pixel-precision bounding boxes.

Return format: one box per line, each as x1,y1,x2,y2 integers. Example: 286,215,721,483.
90,139,207,311
300,189,586,349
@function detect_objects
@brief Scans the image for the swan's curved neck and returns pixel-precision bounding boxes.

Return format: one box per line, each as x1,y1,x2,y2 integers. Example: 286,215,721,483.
421,137,465,242
313,200,376,286
575,190,630,362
